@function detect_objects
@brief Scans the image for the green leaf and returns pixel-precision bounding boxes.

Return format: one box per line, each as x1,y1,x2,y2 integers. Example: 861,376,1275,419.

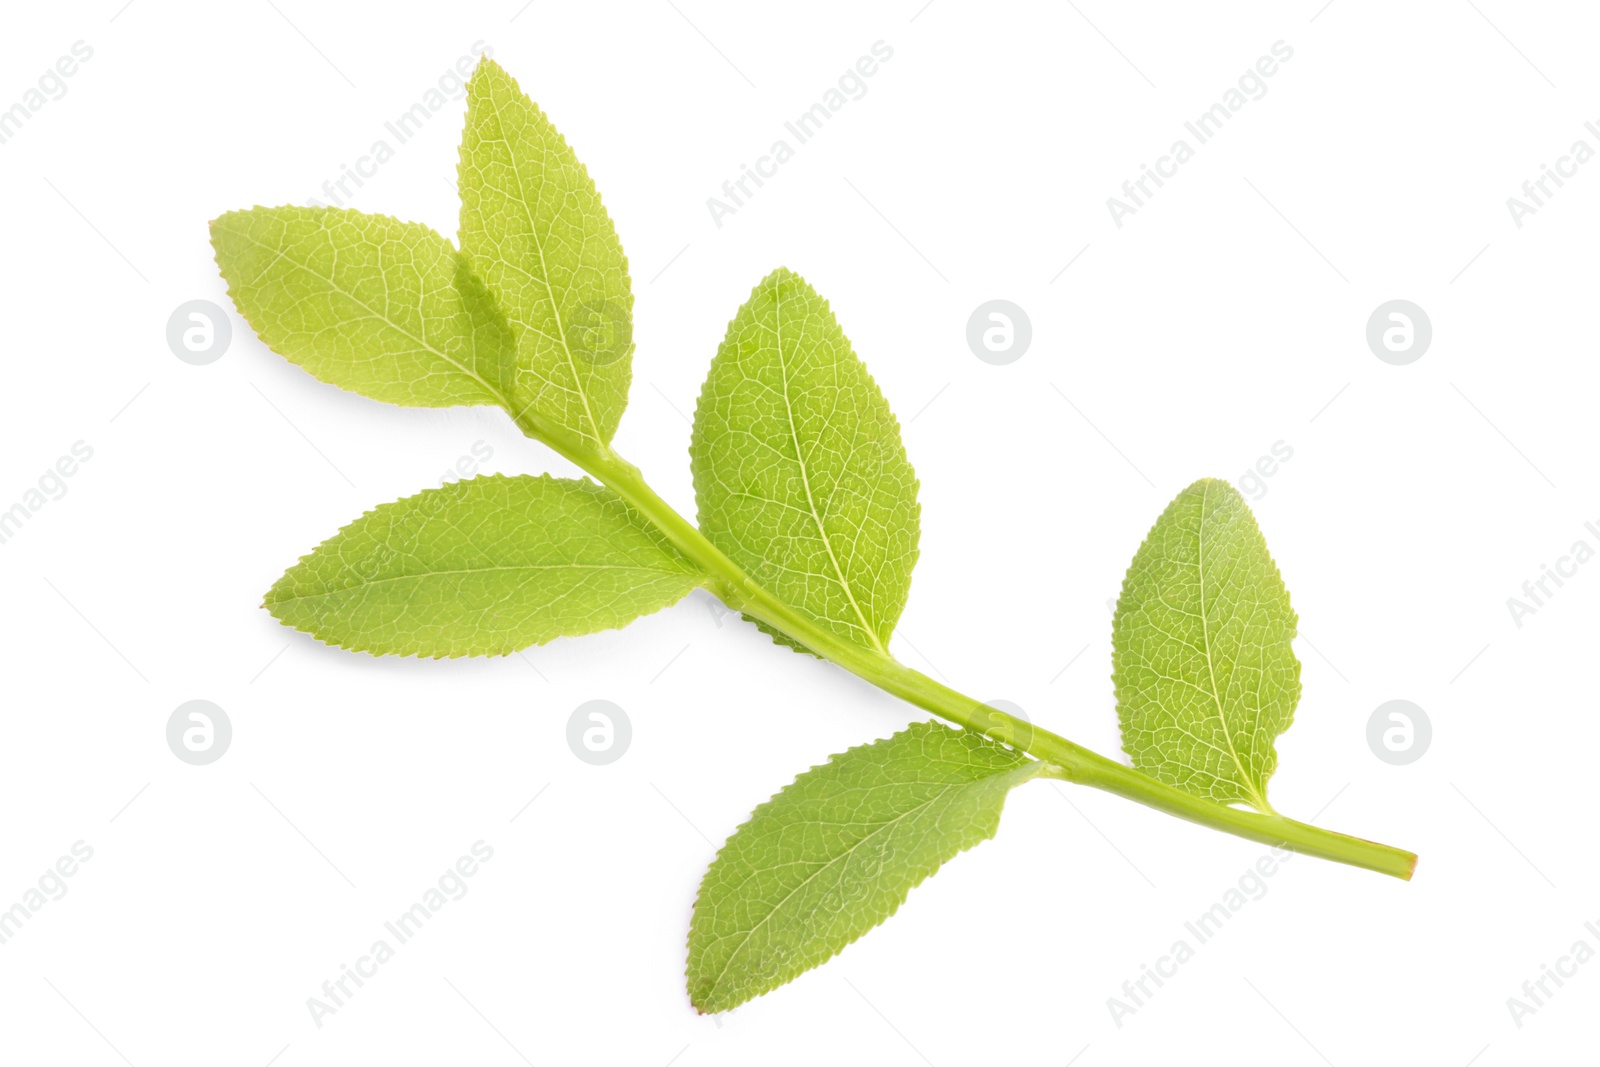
210,206,514,408
1112,477,1301,811
690,268,920,656
458,57,634,450
265,474,703,658
687,721,1040,1013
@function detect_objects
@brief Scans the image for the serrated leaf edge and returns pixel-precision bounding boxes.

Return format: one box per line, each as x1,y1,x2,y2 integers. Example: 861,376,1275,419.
687,266,922,656
208,204,515,411
685,719,1039,1014
1109,476,1302,810
262,472,702,660
456,57,636,447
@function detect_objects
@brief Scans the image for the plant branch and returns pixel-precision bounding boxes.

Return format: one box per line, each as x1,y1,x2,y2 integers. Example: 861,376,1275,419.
531,427,1417,882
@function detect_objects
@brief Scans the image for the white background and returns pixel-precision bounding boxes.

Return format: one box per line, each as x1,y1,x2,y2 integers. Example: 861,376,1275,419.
1,1,1596,1064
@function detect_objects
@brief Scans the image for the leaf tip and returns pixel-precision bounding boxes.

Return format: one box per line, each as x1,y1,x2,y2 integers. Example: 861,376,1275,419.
468,52,507,83
1182,474,1242,503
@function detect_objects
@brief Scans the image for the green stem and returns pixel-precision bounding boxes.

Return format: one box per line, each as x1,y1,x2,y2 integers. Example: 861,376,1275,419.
539,431,1416,882
860,661,1415,878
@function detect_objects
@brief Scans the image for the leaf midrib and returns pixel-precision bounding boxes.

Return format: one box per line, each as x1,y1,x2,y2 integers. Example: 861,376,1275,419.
767,275,885,655
226,224,509,409
477,82,604,446
700,756,1037,1007
270,561,693,605
1195,481,1267,811
700,780,957,1005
